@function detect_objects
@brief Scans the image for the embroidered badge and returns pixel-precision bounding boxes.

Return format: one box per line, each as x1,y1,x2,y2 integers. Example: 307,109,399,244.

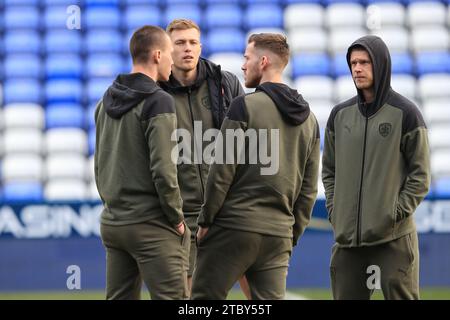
379,123,392,137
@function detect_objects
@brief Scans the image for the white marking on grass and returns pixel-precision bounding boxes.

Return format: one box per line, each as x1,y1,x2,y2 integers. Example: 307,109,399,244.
285,291,308,300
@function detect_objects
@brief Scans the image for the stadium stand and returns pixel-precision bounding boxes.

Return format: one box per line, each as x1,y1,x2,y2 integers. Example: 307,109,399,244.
0,0,448,201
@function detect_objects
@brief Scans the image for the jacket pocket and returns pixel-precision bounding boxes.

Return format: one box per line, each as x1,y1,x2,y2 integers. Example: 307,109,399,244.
405,233,415,265
392,193,401,232
361,201,397,244
331,202,356,246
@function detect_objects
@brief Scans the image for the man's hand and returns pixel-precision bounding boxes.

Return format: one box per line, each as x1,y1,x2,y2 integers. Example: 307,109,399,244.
196,226,209,243
175,221,185,235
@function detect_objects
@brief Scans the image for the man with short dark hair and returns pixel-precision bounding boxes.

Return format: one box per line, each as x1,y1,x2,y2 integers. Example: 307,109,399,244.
322,35,431,300
95,25,190,300
191,33,320,300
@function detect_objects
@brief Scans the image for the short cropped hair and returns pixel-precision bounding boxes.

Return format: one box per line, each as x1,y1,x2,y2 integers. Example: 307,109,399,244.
248,33,290,67
129,25,167,65
166,19,201,35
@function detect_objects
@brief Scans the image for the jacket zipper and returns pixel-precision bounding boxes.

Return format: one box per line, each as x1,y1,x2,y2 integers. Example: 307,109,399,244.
356,114,369,246
187,88,205,200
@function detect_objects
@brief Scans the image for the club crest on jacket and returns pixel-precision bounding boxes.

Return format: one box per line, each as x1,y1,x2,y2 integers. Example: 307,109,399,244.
379,123,392,137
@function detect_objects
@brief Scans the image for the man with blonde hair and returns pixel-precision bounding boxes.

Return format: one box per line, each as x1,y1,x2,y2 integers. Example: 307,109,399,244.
160,19,249,297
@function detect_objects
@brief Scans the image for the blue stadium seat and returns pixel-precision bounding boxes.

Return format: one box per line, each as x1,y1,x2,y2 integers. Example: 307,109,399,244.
292,53,331,78
89,128,96,155
4,54,42,79
124,6,161,30
205,0,241,4
164,5,202,28
86,54,125,78
245,4,283,29
205,28,245,54
3,182,43,202
245,0,281,4
4,0,40,6
46,103,85,129
44,6,71,30
123,0,159,4
4,6,40,30
283,0,322,4
46,79,83,104
4,31,41,55
391,53,414,74
165,0,201,4
85,30,122,53
124,56,133,72
205,5,243,29
416,52,450,75
45,30,82,54
3,79,42,104
320,127,325,150
46,54,83,79
434,177,450,198
87,78,114,103
85,0,120,5
123,30,135,55
332,53,349,77
87,104,97,129
43,0,80,4
84,6,120,29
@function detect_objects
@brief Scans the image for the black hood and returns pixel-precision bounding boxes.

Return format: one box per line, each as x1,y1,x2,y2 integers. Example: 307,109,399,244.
256,82,310,126
346,35,392,117
103,73,160,119
159,57,214,92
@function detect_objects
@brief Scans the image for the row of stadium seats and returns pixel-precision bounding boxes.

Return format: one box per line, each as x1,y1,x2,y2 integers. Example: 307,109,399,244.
1,78,113,105
0,50,450,79
1,0,450,7
3,71,449,105
1,101,448,151
2,2,449,31
1,29,448,58
0,0,449,202
1,151,450,202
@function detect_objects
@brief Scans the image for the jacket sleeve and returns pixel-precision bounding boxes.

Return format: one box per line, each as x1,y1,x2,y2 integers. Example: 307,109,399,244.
292,132,320,246
397,126,431,220
143,95,184,226
322,120,336,222
197,96,247,227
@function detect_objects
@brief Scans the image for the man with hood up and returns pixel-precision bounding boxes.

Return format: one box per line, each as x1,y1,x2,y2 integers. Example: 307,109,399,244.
322,35,430,299
95,25,190,300
191,33,320,300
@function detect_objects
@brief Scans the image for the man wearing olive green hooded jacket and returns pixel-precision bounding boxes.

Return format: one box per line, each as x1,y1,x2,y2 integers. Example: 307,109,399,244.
322,35,430,300
95,26,189,300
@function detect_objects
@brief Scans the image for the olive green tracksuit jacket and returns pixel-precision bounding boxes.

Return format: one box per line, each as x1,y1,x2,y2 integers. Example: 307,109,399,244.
95,73,183,227
160,58,244,219
198,82,320,246
322,36,431,247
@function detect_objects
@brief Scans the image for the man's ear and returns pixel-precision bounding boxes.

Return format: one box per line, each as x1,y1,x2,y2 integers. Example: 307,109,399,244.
153,50,161,64
261,55,270,69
